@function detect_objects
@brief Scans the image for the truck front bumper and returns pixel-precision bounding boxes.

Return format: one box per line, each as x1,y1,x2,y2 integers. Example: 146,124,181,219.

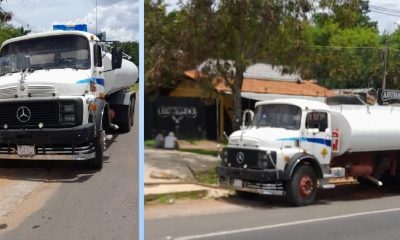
0,123,96,161
217,165,285,195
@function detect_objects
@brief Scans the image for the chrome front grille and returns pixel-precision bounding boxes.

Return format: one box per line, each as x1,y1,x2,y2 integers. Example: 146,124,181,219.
0,85,56,99
28,85,56,97
0,143,95,155
0,86,17,99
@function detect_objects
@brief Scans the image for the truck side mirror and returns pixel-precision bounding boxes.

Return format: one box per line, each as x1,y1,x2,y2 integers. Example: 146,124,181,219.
112,47,123,69
241,109,254,129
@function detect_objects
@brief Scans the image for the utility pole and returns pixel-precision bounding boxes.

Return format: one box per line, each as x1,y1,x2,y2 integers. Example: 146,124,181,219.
95,0,98,34
382,45,388,90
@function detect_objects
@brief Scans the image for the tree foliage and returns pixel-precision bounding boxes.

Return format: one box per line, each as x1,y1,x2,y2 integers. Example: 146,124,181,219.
178,0,312,130
145,0,400,132
144,0,188,95
0,25,28,44
301,0,385,89
115,41,139,67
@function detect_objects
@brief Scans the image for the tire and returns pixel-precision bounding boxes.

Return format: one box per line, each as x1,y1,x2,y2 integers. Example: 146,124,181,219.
286,165,317,206
118,97,134,133
86,132,104,169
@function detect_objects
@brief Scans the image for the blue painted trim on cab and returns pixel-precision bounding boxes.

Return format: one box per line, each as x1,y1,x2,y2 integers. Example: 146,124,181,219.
76,78,105,86
277,137,332,147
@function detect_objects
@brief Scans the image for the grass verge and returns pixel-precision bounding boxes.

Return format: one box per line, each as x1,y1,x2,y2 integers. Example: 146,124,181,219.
193,167,219,185
145,139,155,148
179,148,218,156
145,190,208,205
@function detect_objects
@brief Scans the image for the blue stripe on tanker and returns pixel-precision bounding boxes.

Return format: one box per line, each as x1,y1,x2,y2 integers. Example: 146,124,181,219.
277,137,332,147
76,78,105,86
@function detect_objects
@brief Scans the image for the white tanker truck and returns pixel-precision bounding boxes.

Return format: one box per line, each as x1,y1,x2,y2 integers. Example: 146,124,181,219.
218,98,400,206
0,30,138,169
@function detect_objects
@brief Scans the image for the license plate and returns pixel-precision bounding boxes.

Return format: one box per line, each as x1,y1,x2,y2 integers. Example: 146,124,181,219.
17,145,35,156
233,179,243,188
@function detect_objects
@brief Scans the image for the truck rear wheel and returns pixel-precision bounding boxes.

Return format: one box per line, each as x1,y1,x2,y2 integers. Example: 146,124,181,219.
118,97,135,133
286,165,317,206
86,132,104,169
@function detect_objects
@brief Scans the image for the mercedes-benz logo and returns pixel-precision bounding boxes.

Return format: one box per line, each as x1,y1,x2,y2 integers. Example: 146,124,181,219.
16,106,31,123
236,152,245,164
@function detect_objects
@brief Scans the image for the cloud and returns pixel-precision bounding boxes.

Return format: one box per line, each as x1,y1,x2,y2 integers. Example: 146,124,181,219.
53,0,139,41
3,0,138,42
369,0,400,33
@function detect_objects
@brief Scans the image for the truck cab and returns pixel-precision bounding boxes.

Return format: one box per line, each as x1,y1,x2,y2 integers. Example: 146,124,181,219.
218,99,334,206
0,31,137,169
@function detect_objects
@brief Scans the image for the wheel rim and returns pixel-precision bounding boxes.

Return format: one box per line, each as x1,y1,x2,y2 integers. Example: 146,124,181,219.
299,175,313,197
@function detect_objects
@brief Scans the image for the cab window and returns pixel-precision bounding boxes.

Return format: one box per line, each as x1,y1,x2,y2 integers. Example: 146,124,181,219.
306,112,328,132
94,44,102,67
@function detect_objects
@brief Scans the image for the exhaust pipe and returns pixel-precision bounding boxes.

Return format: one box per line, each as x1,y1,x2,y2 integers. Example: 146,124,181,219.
361,176,383,187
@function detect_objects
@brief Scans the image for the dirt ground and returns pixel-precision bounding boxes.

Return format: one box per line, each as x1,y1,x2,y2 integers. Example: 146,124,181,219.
178,140,221,151
0,167,60,233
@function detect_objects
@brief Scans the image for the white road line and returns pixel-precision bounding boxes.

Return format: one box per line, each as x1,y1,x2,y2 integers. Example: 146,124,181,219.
172,207,400,240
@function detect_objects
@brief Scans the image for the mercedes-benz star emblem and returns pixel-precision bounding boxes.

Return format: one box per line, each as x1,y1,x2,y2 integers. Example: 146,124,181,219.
16,106,31,123
236,152,245,164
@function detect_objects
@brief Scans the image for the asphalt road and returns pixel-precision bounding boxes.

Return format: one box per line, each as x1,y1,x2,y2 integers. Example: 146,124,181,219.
0,99,139,240
146,183,400,240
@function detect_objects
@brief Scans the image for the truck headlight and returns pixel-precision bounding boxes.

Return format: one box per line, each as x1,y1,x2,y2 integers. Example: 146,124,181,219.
257,151,276,169
220,148,228,165
60,102,76,126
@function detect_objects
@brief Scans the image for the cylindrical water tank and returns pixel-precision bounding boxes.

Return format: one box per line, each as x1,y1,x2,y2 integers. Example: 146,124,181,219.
331,105,400,156
103,53,138,94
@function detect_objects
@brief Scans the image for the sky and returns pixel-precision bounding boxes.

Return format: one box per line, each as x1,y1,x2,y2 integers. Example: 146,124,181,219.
369,0,400,33
2,0,139,42
2,0,399,43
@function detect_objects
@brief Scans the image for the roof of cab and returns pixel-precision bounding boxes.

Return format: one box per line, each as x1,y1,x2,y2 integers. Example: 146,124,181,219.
1,31,98,48
255,98,331,111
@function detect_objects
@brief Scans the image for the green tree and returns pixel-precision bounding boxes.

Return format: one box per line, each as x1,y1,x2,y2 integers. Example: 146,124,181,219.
180,0,312,130
0,25,27,44
115,41,139,67
302,26,381,88
301,0,382,89
0,2,26,44
144,0,187,95
316,0,377,29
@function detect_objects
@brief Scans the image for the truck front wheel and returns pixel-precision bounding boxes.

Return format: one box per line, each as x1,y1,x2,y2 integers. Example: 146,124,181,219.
86,132,104,169
286,165,317,206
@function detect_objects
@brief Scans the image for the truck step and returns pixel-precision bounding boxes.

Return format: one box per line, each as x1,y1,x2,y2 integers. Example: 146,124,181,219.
320,184,335,189
323,174,335,178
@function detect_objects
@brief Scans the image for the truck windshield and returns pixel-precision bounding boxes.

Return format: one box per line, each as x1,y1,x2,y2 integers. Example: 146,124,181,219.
0,35,90,75
252,104,302,130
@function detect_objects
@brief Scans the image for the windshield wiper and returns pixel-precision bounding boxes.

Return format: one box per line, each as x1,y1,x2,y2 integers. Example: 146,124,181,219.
27,67,44,73
0,69,19,76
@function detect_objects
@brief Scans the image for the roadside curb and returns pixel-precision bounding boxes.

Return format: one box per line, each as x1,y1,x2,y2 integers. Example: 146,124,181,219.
144,182,230,204
145,181,223,189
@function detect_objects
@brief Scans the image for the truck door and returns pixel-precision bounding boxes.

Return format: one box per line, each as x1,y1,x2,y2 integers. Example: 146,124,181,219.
305,111,331,164
93,43,106,94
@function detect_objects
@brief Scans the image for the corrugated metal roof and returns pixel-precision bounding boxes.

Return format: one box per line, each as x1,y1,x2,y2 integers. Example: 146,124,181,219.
184,70,335,97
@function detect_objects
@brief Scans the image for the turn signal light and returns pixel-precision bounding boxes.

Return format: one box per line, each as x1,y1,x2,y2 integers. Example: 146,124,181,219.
88,103,97,112
90,81,97,93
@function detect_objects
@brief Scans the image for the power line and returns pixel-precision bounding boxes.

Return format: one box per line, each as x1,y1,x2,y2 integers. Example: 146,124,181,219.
311,46,382,50
0,6,39,32
369,4,400,17
370,5,400,15
309,46,400,53
370,10,400,18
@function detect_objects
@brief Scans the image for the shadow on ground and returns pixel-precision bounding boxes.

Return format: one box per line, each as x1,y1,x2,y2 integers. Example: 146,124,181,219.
216,183,400,209
0,133,120,184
